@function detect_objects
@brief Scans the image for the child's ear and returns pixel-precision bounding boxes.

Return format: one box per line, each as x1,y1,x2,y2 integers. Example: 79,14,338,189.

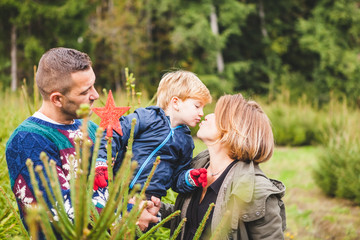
171,96,180,111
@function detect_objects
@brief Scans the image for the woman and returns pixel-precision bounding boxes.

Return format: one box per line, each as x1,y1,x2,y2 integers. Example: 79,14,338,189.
159,93,286,240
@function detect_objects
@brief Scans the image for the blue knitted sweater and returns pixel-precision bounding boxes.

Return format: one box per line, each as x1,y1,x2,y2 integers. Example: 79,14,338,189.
5,116,107,232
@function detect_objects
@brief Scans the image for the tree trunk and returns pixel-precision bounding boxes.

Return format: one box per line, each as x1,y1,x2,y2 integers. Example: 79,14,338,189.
11,24,17,91
259,0,275,101
210,5,224,74
258,0,268,38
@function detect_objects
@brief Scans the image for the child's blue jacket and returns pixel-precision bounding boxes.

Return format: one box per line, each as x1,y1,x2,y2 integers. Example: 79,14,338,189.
97,106,195,198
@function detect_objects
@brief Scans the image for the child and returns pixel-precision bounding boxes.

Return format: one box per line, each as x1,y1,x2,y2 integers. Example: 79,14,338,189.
97,70,212,199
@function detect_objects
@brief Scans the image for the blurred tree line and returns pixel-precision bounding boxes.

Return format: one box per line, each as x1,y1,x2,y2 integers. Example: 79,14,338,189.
1,0,360,105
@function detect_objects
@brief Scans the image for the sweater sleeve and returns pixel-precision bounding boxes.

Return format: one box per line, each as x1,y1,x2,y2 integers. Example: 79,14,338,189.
6,131,73,224
245,195,285,240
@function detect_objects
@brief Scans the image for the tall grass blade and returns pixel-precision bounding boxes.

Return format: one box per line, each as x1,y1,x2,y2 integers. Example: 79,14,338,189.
0,187,28,238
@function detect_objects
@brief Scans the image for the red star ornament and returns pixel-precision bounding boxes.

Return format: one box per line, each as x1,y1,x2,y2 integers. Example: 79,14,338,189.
92,90,131,137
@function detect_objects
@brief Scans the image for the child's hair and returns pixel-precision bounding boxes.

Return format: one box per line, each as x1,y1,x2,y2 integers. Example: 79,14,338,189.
156,70,212,109
215,93,274,163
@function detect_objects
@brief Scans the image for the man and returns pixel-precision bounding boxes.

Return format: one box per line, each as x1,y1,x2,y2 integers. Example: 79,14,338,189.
5,47,158,235
6,47,100,227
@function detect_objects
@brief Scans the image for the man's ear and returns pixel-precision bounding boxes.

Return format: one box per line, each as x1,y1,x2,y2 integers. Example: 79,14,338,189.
49,92,64,108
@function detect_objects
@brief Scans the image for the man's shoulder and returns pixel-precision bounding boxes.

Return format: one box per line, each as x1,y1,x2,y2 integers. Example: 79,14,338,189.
87,120,98,127
5,118,59,156
7,117,39,143
84,120,98,141
9,117,60,137
84,119,98,131
7,117,83,149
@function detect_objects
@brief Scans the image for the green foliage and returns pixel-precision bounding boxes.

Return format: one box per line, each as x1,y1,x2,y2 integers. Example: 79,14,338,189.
0,157,28,239
0,90,29,145
0,0,94,89
313,98,360,204
88,0,256,97
3,0,360,106
220,0,360,104
0,90,29,238
314,135,360,203
295,0,360,104
90,0,164,92
198,74,233,98
259,93,324,146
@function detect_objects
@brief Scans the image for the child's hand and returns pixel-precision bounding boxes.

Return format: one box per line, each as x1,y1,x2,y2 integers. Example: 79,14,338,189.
189,168,207,187
93,159,108,190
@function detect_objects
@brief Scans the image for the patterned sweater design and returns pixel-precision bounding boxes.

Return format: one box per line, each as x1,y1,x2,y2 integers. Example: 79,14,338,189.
5,116,105,226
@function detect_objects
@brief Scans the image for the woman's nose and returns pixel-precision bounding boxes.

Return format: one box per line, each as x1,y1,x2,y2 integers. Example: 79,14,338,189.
205,113,214,120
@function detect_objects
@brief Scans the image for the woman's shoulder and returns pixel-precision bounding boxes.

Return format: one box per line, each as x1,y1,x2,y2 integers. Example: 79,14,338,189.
231,161,285,195
253,165,286,197
253,174,285,205
228,161,285,222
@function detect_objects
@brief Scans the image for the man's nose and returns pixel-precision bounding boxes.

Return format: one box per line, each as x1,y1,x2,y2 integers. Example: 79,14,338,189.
90,87,99,100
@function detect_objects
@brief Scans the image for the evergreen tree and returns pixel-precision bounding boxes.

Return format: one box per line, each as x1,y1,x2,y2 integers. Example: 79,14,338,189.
296,0,360,105
0,0,94,91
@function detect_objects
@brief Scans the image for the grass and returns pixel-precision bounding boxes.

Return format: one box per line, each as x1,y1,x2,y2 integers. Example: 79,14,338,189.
0,90,30,239
262,146,360,240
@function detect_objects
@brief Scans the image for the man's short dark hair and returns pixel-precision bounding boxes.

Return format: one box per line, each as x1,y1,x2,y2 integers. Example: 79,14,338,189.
36,47,92,100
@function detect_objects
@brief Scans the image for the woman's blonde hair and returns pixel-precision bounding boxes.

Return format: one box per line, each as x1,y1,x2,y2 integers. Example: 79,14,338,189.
156,70,212,109
215,94,274,163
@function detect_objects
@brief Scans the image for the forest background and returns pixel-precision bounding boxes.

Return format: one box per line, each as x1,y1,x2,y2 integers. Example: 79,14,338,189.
1,0,360,239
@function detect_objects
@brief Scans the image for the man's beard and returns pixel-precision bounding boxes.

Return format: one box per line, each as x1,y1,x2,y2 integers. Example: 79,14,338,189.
61,99,94,121
60,106,78,121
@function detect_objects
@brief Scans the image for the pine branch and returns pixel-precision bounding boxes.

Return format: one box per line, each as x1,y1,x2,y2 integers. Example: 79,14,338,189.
170,217,186,240
138,210,181,240
193,203,215,240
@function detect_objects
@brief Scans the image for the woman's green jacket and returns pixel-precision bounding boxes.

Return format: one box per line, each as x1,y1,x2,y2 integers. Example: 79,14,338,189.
160,150,286,240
